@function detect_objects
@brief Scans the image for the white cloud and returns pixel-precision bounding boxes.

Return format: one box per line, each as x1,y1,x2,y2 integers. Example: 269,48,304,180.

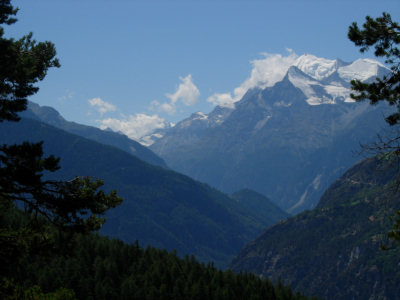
208,50,299,108
166,74,200,106
89,97,117,115
159,102,176,115
150,100,177,115
99,113,167,140
150,74,200,115
234,50,299,100
207,93,235,108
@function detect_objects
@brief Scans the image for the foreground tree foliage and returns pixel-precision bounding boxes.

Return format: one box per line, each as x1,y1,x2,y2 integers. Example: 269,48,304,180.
0,0,122,297
348,12,400,243
348,12,400,125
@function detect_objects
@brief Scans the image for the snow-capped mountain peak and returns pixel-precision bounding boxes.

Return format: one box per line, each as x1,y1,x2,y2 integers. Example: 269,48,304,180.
294,54,338,81
291,54,387,83
337,58,385,82
286,55,389,106
287,66,339,105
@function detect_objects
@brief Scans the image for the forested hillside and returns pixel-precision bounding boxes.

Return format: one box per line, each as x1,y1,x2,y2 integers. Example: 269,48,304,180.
4,206,314,300
231,156,400,299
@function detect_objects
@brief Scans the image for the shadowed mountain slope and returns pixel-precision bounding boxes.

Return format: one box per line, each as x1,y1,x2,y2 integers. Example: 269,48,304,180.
230,189,290,226
0,117,285,268
21,101,167,168
231,156,400,299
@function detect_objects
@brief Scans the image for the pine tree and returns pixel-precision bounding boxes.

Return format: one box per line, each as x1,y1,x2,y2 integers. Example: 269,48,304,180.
0,0,122,296
348,12,400,243
348,12,400,125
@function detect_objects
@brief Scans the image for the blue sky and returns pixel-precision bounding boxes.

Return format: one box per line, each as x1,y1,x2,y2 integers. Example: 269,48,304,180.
7,0,400,141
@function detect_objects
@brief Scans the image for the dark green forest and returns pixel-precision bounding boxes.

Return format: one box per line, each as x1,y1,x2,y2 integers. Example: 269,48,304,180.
4,207,313,300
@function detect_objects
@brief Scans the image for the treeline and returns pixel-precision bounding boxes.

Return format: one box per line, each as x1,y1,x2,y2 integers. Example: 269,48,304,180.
3,208,315,300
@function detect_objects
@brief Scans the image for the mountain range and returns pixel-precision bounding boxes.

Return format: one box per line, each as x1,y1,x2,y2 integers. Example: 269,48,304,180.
230,156,400,299
149,54,391,213
1,110,288,268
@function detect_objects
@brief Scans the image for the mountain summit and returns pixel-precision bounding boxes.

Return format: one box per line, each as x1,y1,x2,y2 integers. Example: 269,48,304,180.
289,54,386,105
150,54,390,213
